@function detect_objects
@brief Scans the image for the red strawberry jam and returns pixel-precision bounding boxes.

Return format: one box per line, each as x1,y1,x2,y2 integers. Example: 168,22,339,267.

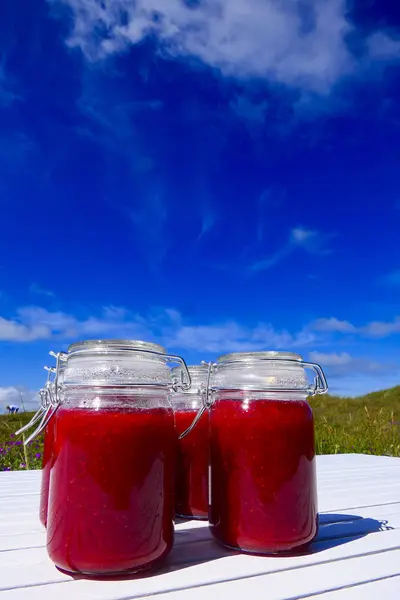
209,397,317,554
47,405,176,575
39,419,55,528
174,409,209,519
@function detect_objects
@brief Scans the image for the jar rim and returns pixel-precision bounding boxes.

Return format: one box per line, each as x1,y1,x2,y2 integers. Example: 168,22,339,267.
217,351,303,364
171,363,208,375
67,339,167,356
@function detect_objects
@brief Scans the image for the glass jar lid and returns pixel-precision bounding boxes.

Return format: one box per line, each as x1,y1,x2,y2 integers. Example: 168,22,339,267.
68,339,166,356
212,350,327,395
63,339,191,390
217,351,302,363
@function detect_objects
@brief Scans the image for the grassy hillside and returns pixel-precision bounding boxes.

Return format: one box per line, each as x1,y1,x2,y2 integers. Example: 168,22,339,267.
310,386,400,456
1,387,399,470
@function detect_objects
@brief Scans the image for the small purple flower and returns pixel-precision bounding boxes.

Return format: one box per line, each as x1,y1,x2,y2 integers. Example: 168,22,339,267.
35,453,42,459
19,463,26,469
15,441,22,446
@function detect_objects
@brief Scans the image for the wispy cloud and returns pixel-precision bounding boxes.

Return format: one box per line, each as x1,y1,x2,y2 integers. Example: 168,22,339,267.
129,191,168,268
251,226,333,272
166,320,316,354
380,270,400,286
367,32,400,61
310,317,357,334
0,304,317,351
197,208,217,240
0,61,21,108
230,96,269,124
51,0,400,93
308,350,398,396
308,351,400,396
0,315,51,343
3,303,400,355
362,318,400,338
309,315,400,339
29,283,55,298
308,351,386,375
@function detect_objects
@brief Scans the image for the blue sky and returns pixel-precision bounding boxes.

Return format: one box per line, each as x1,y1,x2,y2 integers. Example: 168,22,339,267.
1,0,400,408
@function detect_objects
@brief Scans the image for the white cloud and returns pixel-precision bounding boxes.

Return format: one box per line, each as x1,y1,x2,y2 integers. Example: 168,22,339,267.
0,316,51,342
167,320,315,353
309,315,400,338
2,303,400,359
367,32,400,61
0,306,150,343
29,283,55,297
310,317,357,334
251,226,332,272
362,318,400,338
309,350,384,373
308,350,398,397
50,0,355,92
291,226,316,244
309,351,353,366
0,304,317,352
0,386,40,413
3,304,400,397
49,1,400,93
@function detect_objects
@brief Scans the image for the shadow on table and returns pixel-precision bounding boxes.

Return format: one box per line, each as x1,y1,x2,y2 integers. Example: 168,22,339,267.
61,524,235,582
171,513,394,564
63,513,393,581
309,512,394,554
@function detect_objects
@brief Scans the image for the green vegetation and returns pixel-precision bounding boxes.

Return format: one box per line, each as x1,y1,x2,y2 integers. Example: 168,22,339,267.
310,386,400,457
0,412,44,471
1,387,399,470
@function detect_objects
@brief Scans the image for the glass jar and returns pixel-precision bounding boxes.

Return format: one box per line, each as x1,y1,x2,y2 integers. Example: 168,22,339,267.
39,352,67,528
207,351,328,555
170,364,209,520
44,340,190,576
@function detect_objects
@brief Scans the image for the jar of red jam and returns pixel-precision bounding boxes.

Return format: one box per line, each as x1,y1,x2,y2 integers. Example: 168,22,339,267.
170,364,209,520
207,351,328,555
44,339,190,576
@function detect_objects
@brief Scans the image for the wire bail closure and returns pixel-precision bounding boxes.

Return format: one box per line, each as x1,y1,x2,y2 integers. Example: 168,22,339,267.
178,358,328,440
19,351,67,446
178,361,213,439
14,362,57,438
165,354,192,392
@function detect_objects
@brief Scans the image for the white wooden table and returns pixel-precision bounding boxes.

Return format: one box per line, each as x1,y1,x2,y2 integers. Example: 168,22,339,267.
1,454,400,599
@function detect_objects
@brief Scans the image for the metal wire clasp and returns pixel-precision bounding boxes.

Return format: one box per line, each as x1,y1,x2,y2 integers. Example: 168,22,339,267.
23,351,67,445
178,361,214,439
302,360,328,396
14,363,56,437
166,354,192,392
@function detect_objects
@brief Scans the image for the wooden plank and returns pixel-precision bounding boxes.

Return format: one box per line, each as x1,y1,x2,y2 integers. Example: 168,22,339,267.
134,550,400,600
1,534,400,599
1,519,400,595
312,575,400,599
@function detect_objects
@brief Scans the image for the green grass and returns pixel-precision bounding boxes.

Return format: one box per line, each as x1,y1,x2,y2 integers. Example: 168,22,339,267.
0,412,44,471
1,387,399,470
310,386,400,457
